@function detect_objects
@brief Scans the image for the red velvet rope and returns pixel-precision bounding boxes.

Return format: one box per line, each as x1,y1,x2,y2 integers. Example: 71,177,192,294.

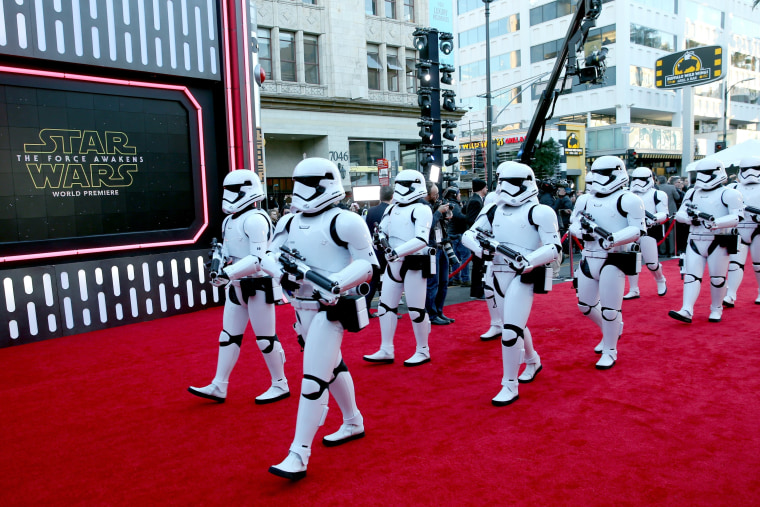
448,254,472,279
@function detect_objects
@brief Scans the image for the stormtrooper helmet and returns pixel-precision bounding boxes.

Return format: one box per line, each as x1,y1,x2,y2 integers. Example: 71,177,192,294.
495,161,538,206
394,169,427,204
690,158,726,190
589,156,628,196
738,156,760,185
221,169,264,214
629,167,655,194
291,158,345,213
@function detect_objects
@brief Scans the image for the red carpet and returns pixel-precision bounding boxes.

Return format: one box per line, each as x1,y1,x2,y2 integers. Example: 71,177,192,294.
1,259,759,506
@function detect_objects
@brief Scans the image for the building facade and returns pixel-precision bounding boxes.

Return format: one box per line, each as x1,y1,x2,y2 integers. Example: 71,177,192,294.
254,0,461,206
454,0,760,188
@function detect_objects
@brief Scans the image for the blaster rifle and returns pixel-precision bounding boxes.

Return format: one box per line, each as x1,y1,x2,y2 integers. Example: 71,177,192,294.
685,203,715,223
744,204,760,217
373,227,393,258
475,227,525,265
279,246,340,301
579,212,614,242
208,238,225,279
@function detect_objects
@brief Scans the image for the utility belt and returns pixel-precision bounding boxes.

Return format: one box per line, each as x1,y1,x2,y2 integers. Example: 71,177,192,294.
402,253,436,278
521,265,553,294
492,264,553,294
318,296,370,333
690,231,740,254
604,250,641,276
237,276,282,304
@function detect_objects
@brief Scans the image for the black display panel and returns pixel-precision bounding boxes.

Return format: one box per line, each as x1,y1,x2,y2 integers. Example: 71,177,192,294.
0,69,209,261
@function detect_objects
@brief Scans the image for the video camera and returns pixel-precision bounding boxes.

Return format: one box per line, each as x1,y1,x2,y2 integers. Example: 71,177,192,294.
537,177,569,196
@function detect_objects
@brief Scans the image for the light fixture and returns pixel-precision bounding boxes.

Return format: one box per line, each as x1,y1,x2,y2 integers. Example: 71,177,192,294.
442,120,457,141
439,32,454,55
443,145,459,166
419,145,435,167
440,64,454,85
416,60,432,82
418,87,433,113
418,119,434,144
442,90,457,112
413,28,429,52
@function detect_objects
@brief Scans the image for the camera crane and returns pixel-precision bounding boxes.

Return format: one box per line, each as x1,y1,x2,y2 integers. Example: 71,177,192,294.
518,0,606,166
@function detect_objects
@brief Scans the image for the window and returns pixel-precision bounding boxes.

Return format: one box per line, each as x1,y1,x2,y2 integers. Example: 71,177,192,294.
257,28,272,80
367,45,381,90
304,35,319,84
633,0,677,14
385,0,396,19
404,0,414,22
405,50,417,93
387,47,402,92
459,13,520,48
630,24,676,52
460,50,521,80
630,65,655,88
279,32,297,82
366,0,377,15
530,0,575,26
530,39,562,63
584,24,616,57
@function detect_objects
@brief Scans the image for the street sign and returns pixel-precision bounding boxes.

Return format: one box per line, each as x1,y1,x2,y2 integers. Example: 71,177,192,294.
655,46,723,90
377,158,390,186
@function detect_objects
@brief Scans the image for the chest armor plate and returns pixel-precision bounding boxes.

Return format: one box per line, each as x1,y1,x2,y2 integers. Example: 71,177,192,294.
284,209,351,276
491,204,540,255
638,189,658,214
223,209,269,261
690,188,731,218
583,193,630,232
738,183,760,227
387,203,422,248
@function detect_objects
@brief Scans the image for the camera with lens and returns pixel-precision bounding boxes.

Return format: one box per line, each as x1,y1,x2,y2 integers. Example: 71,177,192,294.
439,239,460,265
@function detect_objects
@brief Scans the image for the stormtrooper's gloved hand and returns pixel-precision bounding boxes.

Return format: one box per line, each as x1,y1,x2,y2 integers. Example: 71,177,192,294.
210,268,230,287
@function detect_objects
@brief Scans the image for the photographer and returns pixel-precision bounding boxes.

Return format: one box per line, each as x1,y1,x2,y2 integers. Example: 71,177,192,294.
537,178,567,277
443,186,470,287
425,182,456,325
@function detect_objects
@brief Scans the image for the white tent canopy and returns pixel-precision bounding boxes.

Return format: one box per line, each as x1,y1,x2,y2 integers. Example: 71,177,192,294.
685,139,760,172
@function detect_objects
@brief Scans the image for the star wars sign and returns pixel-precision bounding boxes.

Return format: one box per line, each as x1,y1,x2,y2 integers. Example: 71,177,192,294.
655,46,723,90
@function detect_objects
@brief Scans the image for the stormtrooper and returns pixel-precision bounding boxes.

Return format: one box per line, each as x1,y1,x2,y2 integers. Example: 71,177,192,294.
462,162,561,406
624,167,669,299
188,169,289,404
724,156,760,306
669,158,743,323
262,158,377,481
568,156,645,370
363,169,434,367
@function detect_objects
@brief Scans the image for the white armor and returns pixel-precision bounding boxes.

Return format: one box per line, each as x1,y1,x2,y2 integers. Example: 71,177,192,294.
364,192,434,366
263,157,378,481
479,189,504,341
189,170,288,405
625,167,669,299
568,156,645,370
463,162,561,406
724,156,760,306
669,158,743,323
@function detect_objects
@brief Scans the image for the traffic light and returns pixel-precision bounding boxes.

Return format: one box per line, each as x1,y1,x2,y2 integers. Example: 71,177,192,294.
715,141,726,152
626,148,637,169
474,148,486,170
